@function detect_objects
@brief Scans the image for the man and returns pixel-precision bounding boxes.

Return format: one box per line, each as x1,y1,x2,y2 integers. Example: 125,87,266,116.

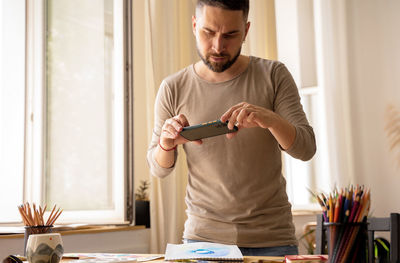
147,0,316,256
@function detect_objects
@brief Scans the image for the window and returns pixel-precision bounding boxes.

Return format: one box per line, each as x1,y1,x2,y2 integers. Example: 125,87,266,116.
0,0,26,223
284,88,328,209
275,0,331,210
0,0,133,224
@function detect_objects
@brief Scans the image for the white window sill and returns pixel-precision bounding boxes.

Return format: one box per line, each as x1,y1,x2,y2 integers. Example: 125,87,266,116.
292,203,322,216
0,224,146,239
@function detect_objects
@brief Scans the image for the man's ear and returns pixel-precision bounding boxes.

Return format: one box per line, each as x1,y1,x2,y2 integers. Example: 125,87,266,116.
192,16,197,36
244,21,251,41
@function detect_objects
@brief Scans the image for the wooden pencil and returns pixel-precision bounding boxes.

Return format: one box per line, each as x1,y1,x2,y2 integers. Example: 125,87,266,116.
45,205,57,226
18,202,62,231
49,209,63,226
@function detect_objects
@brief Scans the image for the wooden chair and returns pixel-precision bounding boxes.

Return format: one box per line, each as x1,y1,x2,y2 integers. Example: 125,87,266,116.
315,213,400,263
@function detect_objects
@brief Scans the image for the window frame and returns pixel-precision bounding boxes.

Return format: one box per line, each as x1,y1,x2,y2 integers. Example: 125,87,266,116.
18,0,134,225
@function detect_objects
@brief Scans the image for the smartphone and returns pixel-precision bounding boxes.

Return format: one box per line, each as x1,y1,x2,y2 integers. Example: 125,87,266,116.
180,119,238,141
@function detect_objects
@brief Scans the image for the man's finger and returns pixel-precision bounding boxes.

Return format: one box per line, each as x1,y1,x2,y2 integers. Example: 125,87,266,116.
236,107,250,125
165,114,188,133
192,139,203,145
176,114,189,127
164,124,179,137
227,108,241,130
226,132,237,139
163,122,179,136
220,103,245,122
175,135,190,145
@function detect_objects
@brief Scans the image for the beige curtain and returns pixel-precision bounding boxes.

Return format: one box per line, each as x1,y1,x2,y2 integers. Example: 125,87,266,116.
242,0,277,60
143,0,198,253
138,0,277,253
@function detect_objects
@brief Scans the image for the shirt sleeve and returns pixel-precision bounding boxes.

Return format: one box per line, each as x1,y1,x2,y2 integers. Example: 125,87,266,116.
272,63,317,161
146,80,178,178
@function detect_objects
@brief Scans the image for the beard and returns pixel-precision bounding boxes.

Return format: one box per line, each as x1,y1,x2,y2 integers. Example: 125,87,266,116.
196,46,241,73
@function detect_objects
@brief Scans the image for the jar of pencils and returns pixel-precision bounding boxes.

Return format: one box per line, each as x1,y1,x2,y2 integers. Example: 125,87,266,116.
18,202,63,256
324,220,368,263
312,185,371,262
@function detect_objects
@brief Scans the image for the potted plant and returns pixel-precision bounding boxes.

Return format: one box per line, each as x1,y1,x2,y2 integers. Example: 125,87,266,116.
135,180,150,228
385,104,400,168
299,223,317,254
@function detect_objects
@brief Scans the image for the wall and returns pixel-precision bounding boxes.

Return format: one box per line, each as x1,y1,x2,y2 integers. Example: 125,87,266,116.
274,0,400,253
346,1,400,217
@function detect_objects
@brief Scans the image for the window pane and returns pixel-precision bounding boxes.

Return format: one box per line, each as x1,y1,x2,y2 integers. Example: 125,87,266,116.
46,0,115,211
0,0,25,222
285,92,319,207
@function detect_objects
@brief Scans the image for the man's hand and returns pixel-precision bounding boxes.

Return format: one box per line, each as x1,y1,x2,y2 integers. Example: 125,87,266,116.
156,114,202,168
220,102,295,149
159,114,202,150
221,102,279,137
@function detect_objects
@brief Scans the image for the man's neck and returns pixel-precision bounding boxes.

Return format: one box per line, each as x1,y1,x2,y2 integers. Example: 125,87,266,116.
194,55,250,83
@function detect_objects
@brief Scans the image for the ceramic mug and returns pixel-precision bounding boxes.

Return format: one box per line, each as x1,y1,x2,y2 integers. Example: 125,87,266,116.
26,233,64,263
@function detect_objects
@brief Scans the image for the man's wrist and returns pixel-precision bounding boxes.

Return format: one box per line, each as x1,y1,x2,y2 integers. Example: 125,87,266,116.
158,140,177,151
266,112,282,130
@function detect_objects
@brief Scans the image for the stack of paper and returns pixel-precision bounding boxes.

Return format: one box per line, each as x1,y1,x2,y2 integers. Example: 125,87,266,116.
62,253,138,263
164,242,243,261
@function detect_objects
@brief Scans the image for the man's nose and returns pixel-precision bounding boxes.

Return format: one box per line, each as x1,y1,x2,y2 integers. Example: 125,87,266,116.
212,35,225,53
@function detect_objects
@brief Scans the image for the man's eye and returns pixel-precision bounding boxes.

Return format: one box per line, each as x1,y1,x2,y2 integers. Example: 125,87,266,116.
224,34,235,39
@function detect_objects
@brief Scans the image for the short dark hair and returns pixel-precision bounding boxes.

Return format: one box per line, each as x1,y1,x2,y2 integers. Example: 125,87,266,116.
196,0,249,21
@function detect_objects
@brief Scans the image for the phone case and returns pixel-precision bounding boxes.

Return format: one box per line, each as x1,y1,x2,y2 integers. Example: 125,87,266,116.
180,120,238,141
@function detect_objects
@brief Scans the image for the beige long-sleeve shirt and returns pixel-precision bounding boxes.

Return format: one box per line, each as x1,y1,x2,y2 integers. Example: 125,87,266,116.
147,56,316,247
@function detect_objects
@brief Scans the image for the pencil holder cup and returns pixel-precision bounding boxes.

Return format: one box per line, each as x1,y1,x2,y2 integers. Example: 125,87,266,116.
24,225,53,256
324,221,368,263
26,233,63,263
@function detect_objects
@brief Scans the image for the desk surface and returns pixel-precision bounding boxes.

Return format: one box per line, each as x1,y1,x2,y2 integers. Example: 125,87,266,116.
150,255,285,263
20,254,285,263
58,254,285,263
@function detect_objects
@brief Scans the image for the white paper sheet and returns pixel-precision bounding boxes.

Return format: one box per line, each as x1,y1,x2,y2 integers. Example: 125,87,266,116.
164,242,243,261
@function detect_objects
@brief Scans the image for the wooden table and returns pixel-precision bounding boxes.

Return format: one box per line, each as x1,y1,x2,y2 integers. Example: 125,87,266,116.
134,255,285,263
131,254,285,263
21,254,286,263
59,254,286,263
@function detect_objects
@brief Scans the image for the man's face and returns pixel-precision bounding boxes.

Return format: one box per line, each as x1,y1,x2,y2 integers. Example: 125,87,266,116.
193,5,249,73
